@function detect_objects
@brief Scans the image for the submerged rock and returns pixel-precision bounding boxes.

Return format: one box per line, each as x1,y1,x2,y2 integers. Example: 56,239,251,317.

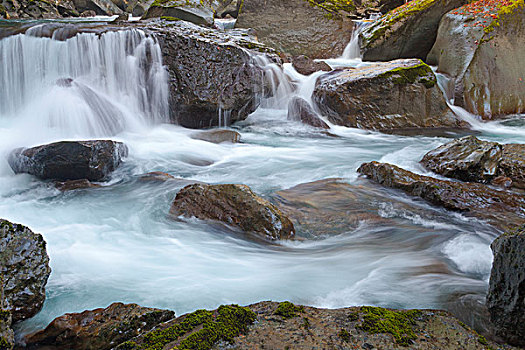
8,140,128,182
287,97,329,129
139,171,176,182
54,179,102,191
360,0,468,61
235,0,353,58
142,0,214,26
421,136,525,189
357,161,525,231
291,55,331,76
0,219,51,323
313,59,465,133
190,129,241,143
24,302,175,350
170,183,295,240
487,225,525,347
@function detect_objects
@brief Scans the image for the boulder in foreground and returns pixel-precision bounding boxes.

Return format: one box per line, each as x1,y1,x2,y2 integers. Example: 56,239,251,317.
170,183,295,240
0,219,51,323
357,161,525,231
487,225,525,347
8,140,128,181
313,59,465,133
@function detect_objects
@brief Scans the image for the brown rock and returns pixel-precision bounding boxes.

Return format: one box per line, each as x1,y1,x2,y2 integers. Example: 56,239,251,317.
170,183,295,240
190,129,241,143
54,179,101,191
287,97,329,129
24,302,174,350
291,55,331,76
139,171,176,182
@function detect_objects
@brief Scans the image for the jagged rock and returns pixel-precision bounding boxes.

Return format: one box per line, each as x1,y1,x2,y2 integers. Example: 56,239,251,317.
428,1,525,118
190,129,241,143
24,302,175,350
0,219,51,323
145,20,280,128
313,59,465,133
287,97,329,129
360,0,469,61
142,0,215,26
487,225,525,346
8,140,128,182
235,0,353,58
421,136,525,189
170,183,295,240
291,55,331,76
0,309,14,350
357,161,525,231
54,179,102,191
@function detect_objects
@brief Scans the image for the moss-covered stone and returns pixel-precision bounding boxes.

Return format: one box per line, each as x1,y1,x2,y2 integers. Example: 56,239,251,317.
377,60,436,88
274,301,304,319
358,306,420,346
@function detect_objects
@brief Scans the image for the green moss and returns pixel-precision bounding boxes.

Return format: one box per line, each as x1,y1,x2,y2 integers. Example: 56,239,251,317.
0,4,7,17
338,328,351,342
478,335,488,345
358,306,421,347
119,305,255,350
484,0,524,34
378,61,436,88
0,337,12,350
304,0,356,18
160,15,181,21
0,310,10,323
274,301,304,319
348,311,359,321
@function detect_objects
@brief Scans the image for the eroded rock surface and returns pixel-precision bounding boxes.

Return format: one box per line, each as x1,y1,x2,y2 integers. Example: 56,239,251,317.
170,183,295,240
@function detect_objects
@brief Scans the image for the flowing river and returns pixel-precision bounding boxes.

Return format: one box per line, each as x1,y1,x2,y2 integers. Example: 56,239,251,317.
0,18,524,337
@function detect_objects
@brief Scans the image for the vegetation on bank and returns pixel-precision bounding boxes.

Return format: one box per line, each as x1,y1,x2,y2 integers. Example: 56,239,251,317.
274,301,304,319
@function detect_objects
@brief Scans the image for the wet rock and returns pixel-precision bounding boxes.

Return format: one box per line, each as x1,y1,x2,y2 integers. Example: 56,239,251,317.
8,140,128,182
0,309,14,350
360,0,468,61
313,59,465,133
142,0,214,26
235,0,353,59
79,9,96,16
0,219,51,323
1,0,76,19
291,55,331,76
170,183,295,240
487,225,525,346
428,2,525,118
146,20,279,128
71,0,123,15
357,161,525,231
421,136,525,189
287,97,329,129
139,171,176,182
24,302,174,350
190,129,241,143
54,179,102,191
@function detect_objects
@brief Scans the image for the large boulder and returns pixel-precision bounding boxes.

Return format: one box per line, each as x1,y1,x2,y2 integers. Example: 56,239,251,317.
24,303,174,350
421,136,525,189
357,161,525,231
313,59,465,133
142,0,215,26
0,0,79,19
287,97,329,129
170,183,295,240
487,225,525,346
146,20,280,128
234,0,353,59
360,0,468,61
8,140,128,182
0,219,51,323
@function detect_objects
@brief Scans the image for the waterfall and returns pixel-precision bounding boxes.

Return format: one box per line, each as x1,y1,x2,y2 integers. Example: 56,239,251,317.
341,20,372,60
0,28,169,138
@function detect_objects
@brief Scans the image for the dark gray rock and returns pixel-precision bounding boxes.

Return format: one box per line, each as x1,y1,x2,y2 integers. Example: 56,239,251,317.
291,55,331,76
487,225,525,346
142,0,215,26
287,97,329,129
8,140,128,182
0,219,51,323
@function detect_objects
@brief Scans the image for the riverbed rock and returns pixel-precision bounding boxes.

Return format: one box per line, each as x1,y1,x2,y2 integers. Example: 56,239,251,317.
0,219,51,323
190,129,241,143
235,0,353,58
360,0,469,61
487,225,525,346
170,183,295,240
8,140,128,182
357,161,525,231
54,179,102,191
287,97,329,129
145,20,280,128
24,302,174,350
313,59,465,133
291,55,331,76
421,136,525,189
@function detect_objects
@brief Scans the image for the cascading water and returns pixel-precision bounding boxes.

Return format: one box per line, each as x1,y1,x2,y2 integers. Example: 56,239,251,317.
0,27,169,139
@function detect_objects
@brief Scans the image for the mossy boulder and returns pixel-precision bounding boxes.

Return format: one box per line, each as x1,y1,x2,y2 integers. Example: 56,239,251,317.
0,219,51,323
312,59,465,133
357,161,525,231
360,0,469,61
170,183,295,240
24,303,174,350
421,136,525,189
142,0,216,26
487,225,525,346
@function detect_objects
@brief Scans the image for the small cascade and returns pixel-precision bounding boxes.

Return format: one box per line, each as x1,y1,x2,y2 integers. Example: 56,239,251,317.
0,27,169,138
341,20,373,60
251,54,295,110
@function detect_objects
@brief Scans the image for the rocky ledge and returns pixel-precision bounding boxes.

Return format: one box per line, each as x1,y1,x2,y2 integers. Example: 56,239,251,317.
313,59,465,133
